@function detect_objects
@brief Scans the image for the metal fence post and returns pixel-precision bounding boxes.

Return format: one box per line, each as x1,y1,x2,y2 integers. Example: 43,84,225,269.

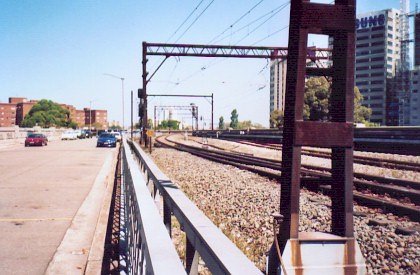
186,236,199,275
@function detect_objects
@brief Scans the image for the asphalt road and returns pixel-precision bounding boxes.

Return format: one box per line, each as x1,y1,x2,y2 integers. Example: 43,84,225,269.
0,138,116,274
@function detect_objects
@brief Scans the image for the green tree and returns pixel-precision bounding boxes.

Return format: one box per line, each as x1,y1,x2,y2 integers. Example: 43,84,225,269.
354,86,372,123
21,99,74,128
303,77,372,123
304,77,330,121
147,118,153,128
230,109,239,129
158,119,180,130
270,109,284,128
237,120,252,129
218,116,225,129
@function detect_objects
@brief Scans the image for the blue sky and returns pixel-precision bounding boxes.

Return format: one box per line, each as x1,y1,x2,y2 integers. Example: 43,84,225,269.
0,0,415,127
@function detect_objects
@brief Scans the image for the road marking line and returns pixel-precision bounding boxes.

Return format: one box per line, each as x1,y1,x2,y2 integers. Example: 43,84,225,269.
0,217,72,222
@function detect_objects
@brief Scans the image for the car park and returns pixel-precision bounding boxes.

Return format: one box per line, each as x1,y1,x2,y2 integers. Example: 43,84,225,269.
25,133,48,146
61,130,78,140
96,133,117,147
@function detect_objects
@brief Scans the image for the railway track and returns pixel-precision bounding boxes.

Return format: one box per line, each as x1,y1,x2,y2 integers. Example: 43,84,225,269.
230,140,420,173
156,135,420,222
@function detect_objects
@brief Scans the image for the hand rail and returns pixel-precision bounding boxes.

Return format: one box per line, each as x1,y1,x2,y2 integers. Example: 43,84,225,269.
127,139,262,275
122,139,186,274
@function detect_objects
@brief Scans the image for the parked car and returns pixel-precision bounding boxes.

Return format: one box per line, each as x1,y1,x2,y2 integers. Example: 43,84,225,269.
74,129,84,139
25,133,48,147
111,131,122,142
61,130,78,140
85,130,93,138
97,133,117,147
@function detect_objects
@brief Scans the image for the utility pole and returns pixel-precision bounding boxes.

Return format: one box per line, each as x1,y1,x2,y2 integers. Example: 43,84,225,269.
211,93,214,130
131,90,133,140
103,73,125,130
142,42,148,145
89,100,93,131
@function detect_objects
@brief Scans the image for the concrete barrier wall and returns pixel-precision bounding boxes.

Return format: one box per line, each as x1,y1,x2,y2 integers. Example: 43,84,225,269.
0,126,69,147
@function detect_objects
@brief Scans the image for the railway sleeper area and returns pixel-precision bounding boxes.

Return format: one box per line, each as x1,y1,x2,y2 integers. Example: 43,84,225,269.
104,135,419,274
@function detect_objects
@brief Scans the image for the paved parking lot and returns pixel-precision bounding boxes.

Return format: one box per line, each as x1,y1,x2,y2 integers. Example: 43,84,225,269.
0,138,115,274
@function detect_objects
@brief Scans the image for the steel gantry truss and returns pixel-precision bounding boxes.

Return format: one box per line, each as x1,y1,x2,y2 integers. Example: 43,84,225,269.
139,42,331,144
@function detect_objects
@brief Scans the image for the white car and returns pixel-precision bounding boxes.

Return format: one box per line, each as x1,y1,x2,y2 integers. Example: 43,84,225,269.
111,132,122,142
61,130,78,140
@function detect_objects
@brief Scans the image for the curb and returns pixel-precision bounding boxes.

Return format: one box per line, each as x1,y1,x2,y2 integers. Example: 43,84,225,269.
45,147,118,274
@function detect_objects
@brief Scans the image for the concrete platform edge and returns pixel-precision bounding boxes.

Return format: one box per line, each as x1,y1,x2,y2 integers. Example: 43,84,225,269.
45,147,118,275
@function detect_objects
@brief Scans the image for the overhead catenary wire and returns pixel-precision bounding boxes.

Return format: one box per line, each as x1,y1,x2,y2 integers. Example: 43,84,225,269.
234,2,290,45
174,0,216,43
166,0,207,43
208,0,266,44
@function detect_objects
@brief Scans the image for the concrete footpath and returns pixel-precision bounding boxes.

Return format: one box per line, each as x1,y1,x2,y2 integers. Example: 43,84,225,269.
0,139,117,274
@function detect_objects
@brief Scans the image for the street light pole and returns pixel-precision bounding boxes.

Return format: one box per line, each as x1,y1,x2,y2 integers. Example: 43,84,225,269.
89,100,93,131
103,73,125,130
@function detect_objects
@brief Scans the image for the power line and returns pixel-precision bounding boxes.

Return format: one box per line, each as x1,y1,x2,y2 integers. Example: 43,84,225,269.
208,0,266,44
174,0,215,43
166,0,206,43
213,3,288,44
251,25,289,46
235,2,290,45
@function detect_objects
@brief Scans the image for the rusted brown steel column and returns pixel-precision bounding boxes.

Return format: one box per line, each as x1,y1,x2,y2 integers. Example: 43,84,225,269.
278,0,308,248
330,5,356,236
142,41,148,146
277,0,356,260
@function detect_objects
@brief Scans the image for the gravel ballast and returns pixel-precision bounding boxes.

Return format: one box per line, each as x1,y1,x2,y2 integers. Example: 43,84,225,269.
150,143,419,274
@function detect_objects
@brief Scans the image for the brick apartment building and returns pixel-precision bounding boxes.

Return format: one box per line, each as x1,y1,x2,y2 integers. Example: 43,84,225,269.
0,97,108,128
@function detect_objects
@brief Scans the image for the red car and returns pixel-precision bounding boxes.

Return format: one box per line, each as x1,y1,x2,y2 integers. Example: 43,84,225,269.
25,133,48,147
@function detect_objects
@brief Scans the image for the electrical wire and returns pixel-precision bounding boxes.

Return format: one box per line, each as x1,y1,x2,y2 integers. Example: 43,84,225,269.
166,0,207,43
208,0,266,44
174,0,215,43
234,2,290,45
214,3,289,44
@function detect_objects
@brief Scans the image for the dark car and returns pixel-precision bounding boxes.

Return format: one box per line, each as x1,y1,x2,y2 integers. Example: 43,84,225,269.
97,133,117,147
25,133,48,147
85,130,93,138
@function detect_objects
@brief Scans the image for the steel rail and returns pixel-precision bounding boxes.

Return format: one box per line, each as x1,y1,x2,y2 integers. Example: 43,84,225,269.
127,139,262,274
235,140,420,172
157,136,420,221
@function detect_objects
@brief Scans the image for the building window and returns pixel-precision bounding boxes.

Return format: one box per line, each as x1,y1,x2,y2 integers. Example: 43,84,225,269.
371,41,384,46
356,74,369,78
388,26,393,31
387,49,393,54
371,72,384,77
358,58,370,63
413,90,418,93
357,36,369,41
371,57,384,62
356,81,369,86
357,43,370,48
371,80,384,84
388,41,393,46
413,81,418,84
357,28,369,33
371,33,384,38
371,49,384,54
372,64,385,69
387,33,393,38
372,26,385,31
356,66,369,71
387,57,393,61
